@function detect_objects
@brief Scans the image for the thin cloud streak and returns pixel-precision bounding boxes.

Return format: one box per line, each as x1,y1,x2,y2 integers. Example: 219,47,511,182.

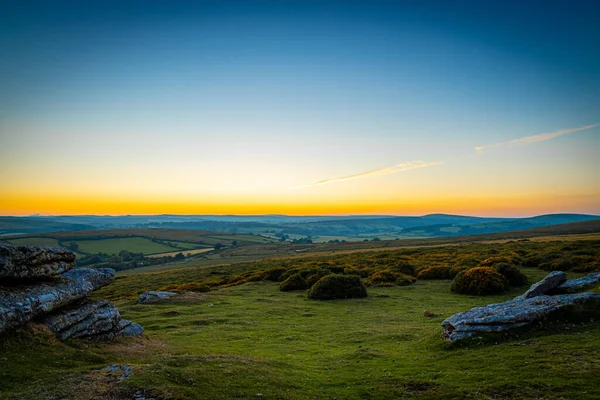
291,160,443,189
475,124,599,153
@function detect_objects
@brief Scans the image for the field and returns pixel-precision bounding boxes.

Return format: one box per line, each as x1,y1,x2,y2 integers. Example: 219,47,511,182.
6,237,60,247
73,238,179,255
2,264,600,399
1,227,600,399
146,248,215,258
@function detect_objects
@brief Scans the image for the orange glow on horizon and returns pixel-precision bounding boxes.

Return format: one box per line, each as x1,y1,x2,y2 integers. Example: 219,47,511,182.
2,190,598,218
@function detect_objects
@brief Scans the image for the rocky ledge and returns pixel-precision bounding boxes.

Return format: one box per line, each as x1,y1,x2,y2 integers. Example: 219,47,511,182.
0,243,76,280
0,242,143,340
442,271,600,342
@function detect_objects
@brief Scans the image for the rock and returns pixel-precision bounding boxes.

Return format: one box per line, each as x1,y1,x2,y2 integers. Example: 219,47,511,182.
441,292,600,342
0,243,76,280
138,291,178,304
102,364,135,381
550,272,600,294
517,271,566,299
45,300,144,340
119,320,144,337
44,300,120,340
0,268,114,334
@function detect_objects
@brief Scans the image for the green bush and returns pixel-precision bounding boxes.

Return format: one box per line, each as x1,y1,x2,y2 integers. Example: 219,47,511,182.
479,256,515,267
279,273,309,291
450,267,508,295
327,266,345,274
395,272,416,286
279,268,301,281
263,267,287,281
369,269,398,284
417,266,456,280
306,269,332,287
159,282,210,293
538,257,574,271
493,263,528,287
307,274,367,300
344,267,371,278
389,261,416,276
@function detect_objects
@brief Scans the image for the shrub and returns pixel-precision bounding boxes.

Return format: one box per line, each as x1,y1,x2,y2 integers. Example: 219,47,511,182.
389,261,416,277
538,257,574,271
280,273,309,291
369,269,398,284
450,267,508,295
493,263,528,287
279,268,301,281
395,272,417,286
306,269,332,287
417,266,456,280
159,282,210,293
344,267,371,278
327,266,345,274
480,256,514,267
308,274,367,300
263,267,287,282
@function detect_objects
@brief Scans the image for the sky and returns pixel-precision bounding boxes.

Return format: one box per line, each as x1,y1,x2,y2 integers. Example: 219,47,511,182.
0,0,599,217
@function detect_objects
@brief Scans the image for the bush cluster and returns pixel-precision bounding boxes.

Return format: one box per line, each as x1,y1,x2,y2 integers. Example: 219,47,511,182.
307,274,367,300
450,267,508,295
417,266,457,280
493,263,528,287
279,273,309,291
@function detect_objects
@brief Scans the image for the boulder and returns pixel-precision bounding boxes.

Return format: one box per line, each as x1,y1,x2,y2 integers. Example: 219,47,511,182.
442,292,600,342
550,272,600,294
516,271,566,299
0,268,114,334
138,291,178,304
44,300,121,340
44,300,144,340
0,243,76,280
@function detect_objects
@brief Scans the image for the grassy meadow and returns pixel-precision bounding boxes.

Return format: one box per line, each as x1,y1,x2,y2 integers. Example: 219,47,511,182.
2,236,600,399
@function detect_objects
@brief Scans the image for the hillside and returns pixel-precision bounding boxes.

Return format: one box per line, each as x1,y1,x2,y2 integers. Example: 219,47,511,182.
0,217,96,235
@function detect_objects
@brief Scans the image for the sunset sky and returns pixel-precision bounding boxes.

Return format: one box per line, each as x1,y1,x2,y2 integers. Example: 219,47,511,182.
1,1,599,216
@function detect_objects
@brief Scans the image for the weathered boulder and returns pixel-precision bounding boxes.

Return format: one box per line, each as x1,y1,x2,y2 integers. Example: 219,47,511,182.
44,300,120,340
550,272,600,294
44,300,144,340
0,243,76,280
138,291,178,304
442,292,600,342
0,268,114,334
516,271,566,299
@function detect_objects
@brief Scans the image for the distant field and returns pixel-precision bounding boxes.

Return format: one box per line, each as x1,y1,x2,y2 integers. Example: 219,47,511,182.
73,237,178,255
160,240,203,250
146,248,214,258
6,237,60,247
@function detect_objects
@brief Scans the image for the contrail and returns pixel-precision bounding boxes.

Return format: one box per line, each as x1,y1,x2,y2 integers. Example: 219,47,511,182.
475,124,599,153
291,160,443,189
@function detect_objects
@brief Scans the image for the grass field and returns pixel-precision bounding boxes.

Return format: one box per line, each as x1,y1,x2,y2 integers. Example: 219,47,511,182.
146,248,215,258
74,237,179,255
2,264,600,399
6,237,60,247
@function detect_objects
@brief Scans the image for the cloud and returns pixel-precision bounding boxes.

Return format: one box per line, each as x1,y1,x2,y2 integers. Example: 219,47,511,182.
291,160,443,189
475,124,599,153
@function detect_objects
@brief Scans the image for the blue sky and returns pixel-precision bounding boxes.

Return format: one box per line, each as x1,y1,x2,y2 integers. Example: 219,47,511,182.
1,0,599,216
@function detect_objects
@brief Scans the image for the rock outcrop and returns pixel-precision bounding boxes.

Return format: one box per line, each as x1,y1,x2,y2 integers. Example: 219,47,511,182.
550,272,600,294
138,291,178,304
442,271,600,342
0,243,76,280
0,268,114,334
0,243,143,340
516,271,566,299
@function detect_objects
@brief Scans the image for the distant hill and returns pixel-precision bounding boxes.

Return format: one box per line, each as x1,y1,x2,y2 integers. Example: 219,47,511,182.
1,213,597,239
0,217,96,235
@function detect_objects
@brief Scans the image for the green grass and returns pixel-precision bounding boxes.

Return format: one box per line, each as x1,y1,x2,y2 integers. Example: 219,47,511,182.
6,237,60,247
2,266,600,399
2,238,599,399
74,237,178,255
162,241,205,250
